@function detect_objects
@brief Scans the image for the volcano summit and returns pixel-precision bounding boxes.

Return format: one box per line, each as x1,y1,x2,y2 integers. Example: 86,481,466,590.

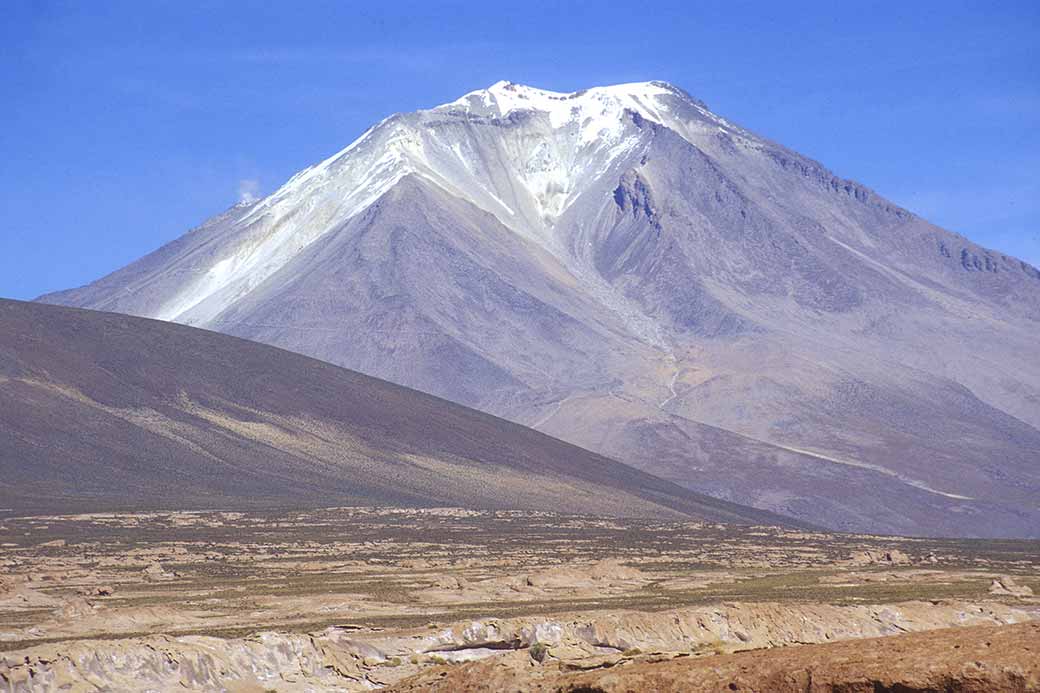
42,81,1040,537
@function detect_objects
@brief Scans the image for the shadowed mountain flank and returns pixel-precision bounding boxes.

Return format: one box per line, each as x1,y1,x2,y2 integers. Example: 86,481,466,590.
0,299,796,525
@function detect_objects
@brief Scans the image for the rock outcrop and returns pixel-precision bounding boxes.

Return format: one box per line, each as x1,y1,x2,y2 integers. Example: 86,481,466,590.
1,600,1033,692
847,548,912,566
389,621,1040,692
990,575,1036,598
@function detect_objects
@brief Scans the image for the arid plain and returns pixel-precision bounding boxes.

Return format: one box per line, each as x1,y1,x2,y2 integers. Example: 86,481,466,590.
2,507,1037,691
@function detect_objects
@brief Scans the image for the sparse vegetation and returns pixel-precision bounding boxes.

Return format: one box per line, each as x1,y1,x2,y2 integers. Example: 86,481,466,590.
690,639,727,656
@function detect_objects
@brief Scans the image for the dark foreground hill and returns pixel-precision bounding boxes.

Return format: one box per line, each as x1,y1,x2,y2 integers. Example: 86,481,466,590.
0,299,792,524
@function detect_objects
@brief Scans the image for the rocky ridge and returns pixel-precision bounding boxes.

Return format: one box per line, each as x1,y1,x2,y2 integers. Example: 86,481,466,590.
389,621,1040,693
1,600,1034,692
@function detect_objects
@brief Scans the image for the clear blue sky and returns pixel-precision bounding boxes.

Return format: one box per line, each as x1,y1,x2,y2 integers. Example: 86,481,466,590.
2,1,1037,300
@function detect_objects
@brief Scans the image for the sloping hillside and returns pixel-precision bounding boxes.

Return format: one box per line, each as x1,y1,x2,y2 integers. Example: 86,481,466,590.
0,299,791,524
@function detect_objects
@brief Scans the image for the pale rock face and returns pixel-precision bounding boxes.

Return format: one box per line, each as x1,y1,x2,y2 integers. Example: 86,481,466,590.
1,600,1031,692
40,81,1040,538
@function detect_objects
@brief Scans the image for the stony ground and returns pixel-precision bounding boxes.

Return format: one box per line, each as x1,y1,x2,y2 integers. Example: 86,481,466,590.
1,507,1037,691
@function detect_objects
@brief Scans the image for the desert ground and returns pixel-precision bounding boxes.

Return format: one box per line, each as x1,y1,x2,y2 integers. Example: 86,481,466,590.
1,507,1037,691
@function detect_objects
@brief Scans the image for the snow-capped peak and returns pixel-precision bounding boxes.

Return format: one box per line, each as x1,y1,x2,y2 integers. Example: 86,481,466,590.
153,81,727,324
444,80,690,131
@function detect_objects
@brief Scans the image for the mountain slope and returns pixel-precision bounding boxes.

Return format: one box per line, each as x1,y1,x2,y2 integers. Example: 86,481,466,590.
0,299,795,525
40,81,1040,537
